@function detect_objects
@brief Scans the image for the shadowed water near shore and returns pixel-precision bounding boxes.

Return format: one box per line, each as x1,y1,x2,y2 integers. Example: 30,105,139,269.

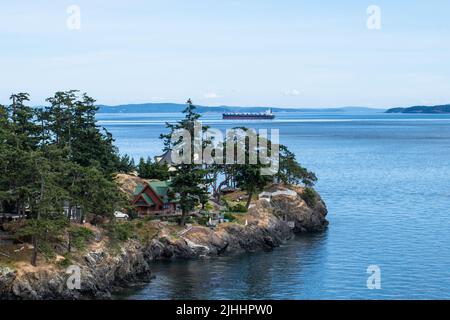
102,111,450,299
115,233,329,300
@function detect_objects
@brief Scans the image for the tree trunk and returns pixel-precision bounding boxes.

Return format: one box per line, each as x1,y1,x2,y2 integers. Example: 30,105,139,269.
67,204,72,252
179,210,188,226
246,191,253,209
31,235,38,267
12,96,16,118
215,179,229,204
31,170,45,266
20,204,24,219
68,232,72,253
216,192,221,204
79,210,85,224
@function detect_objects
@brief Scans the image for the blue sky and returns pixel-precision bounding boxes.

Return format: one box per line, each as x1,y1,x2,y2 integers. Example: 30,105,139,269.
1,0,449,108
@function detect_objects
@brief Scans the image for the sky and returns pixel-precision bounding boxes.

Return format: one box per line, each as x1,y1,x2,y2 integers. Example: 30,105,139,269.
0,0,449,108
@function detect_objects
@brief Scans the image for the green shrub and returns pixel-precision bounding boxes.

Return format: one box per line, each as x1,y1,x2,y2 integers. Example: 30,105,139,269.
230,203,247,213
57,254,73,268
70,226,94,250
197,216,209,226
204,202,214,211
158,236,168,243
127,210,139,220
39,242,57,261
223,198,247,213
301,187,318,207
136,221,144,229
144,215,160,222
223,213,236,222
107,222,135,241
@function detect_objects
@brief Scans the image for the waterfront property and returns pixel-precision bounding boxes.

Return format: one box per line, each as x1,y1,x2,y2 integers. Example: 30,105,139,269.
132,180,180,216
154,150,177,172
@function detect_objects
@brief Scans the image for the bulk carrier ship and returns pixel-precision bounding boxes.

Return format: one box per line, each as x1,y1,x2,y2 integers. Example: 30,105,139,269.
222,108,275,120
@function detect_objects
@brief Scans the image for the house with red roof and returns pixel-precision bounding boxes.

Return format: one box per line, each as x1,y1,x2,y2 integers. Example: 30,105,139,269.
132,180,180,216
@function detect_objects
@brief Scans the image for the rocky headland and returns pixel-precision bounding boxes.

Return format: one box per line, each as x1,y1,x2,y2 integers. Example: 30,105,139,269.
0,183,328,300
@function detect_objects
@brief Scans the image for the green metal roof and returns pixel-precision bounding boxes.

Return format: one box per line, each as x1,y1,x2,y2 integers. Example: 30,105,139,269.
133,184,145,196
148,180,171,198
133,180,177,204
141,193,155,205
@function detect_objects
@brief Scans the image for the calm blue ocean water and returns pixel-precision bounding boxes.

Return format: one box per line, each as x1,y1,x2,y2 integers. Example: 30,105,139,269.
98,111,450,299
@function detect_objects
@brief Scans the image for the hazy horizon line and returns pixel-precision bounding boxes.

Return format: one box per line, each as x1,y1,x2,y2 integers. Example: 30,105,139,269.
95,101,448,110
97,101,390,110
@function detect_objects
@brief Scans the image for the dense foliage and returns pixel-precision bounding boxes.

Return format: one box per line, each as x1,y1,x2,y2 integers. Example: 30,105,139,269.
137,157,170,180
0,91,127,265
159,99,318,222
0,92,318,264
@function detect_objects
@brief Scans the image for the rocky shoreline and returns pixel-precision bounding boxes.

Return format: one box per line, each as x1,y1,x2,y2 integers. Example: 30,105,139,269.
0,184,328,300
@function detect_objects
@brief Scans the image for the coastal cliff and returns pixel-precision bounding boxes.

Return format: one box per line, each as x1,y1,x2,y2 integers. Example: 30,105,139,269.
0,184,328,300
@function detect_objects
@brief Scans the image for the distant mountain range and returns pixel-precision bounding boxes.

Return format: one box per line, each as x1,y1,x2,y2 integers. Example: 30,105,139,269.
97,103,380,114
386,104,450,114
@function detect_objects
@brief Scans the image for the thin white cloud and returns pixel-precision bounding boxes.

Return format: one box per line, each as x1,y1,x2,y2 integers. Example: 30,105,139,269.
204,92,219,99
285,89,300,96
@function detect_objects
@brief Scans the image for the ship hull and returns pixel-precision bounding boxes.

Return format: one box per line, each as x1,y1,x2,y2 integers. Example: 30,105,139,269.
222,114,275,120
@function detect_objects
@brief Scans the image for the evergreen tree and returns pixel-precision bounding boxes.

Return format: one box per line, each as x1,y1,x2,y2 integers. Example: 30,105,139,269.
137,157,169,180
45,90,121,174
15,150,68,266
0,91,126,265
277,145,317,186
116,154,136,173
160,99,210,225
223,127,273,208
8,93,41,150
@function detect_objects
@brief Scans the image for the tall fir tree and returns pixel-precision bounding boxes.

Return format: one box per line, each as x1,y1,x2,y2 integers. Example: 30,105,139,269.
160,99,210,225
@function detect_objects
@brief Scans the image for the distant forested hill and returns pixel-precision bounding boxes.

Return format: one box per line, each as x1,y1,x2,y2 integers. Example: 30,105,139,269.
97,103,379,114
386,105,450,114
